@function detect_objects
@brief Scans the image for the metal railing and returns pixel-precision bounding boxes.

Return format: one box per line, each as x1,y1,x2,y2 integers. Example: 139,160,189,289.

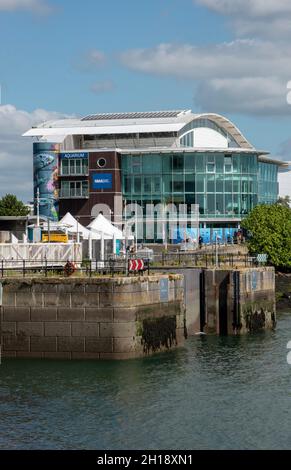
0,258,149,278
0,252,260,279
149,252,257,268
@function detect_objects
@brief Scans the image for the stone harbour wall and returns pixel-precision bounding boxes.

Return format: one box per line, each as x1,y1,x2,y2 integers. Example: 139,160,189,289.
0,275,185,360
203,267,276,335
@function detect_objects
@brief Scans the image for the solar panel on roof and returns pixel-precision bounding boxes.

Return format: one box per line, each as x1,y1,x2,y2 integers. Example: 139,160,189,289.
81,110,185,121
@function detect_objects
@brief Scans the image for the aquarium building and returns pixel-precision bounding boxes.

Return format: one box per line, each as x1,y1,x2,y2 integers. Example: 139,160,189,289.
24,110,283,243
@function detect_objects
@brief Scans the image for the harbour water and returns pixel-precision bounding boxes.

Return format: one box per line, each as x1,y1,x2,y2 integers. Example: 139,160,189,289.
1,312,291,450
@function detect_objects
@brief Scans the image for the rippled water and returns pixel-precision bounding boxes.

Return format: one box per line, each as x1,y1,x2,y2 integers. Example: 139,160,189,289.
1,312,291,450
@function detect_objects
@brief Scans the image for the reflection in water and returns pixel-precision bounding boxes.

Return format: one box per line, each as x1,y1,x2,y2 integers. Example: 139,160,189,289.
0,313,291,449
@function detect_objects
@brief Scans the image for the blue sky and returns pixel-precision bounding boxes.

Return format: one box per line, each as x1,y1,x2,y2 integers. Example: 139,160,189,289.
1,0,291,200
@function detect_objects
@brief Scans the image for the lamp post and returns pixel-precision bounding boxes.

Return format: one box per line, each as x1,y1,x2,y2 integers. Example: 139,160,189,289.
135,203,138,253
36,188,40,228
76,217,80,244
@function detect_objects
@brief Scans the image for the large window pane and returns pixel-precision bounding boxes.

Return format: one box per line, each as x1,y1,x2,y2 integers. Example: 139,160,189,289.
69,160,75,175
207,194,215,214
173,174,184,193
132,156,141,174
61,159,69,175
144,177,152,193
185,174,195,193
173,155,184,170
196,175,204,192
153,177,161,194
216,175,224,193
216,194,224,214
134,176,141,193
196,194,205,214
75,159,81,175
216,155,224,172
207,175,215,193
185,154,195,171
195,154,204,172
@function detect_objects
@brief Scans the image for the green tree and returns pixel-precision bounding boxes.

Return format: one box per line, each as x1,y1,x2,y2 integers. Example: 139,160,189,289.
0,194,30,217
241,203,291,269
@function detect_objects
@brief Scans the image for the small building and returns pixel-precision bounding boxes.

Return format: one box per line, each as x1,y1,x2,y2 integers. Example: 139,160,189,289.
0,216,30,242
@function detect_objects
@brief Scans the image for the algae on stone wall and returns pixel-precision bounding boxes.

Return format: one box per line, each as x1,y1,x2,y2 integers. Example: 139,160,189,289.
141,316,177,354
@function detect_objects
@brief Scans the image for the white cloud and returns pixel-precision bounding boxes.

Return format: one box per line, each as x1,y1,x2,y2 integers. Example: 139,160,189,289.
0,105,70,201
0,0,53,14
86,49,106,67
276,139,291,161
195,0,291,17
74,49,107,73
120,40,291,79
90,80,114,94
194,0,291,38
120,41,291,115
196,77,289,115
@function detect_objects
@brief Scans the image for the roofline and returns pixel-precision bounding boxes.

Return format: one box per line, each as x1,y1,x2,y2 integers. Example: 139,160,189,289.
22,111,254,150
258,156,288,167
117,147,268,155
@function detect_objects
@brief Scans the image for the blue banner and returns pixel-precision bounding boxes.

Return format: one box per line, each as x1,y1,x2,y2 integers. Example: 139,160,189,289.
92,173,113,189
60,152,89,159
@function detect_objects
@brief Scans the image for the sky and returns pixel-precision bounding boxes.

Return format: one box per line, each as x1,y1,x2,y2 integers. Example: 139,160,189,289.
1,0,291,201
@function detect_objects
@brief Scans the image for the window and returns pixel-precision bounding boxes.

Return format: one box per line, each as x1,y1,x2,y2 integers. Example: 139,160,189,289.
134,176,141,193
144,177,152,193
224,155,232,173
97,158,106,168
207,163,215,173
124,177,131,194
196,174,204,192
153,177,161,194
195,155,204,172
207,175,215,193
173,181,184,192
60,180,88,198
173,155,184,170
61,159,69,175
132,156,141,174
60,158,88,176
185,174,195,193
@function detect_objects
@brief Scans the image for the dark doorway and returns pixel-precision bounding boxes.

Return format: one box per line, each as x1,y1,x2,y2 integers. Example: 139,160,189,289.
200,271,206,332
219,274,229,335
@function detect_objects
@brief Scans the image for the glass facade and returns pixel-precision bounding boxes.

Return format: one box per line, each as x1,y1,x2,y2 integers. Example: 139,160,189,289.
258,162,278,204
121,152,279,241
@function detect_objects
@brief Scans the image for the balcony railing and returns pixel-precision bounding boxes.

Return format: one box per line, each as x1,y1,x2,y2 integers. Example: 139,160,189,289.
59,189,89,199
59,169,89,177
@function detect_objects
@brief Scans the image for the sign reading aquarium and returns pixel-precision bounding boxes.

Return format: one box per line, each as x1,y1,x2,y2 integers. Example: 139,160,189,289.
92,173,113,189
60,152,89,159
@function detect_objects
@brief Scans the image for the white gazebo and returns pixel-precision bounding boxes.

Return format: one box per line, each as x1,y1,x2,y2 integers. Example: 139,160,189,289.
87,213,125,260
88,213,124,239
58,212,91,240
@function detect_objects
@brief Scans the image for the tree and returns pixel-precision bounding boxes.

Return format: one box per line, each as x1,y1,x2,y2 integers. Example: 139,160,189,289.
0,194,30,217
241,203,291,270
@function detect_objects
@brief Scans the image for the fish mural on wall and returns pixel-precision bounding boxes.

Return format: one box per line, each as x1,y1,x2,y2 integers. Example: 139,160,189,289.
33,143,60,221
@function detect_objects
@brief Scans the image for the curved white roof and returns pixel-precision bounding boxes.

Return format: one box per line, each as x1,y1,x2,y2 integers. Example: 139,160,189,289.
23,109,253,150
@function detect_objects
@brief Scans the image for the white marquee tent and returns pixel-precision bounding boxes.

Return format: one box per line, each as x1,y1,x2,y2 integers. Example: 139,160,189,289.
58,212,91,239
87,213,125,240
